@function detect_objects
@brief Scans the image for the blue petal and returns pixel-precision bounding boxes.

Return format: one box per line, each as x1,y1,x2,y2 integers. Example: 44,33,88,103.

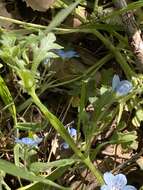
115,80,132,96
112,75,120,91
15,137,39,146
64,51,79,58
55,49,79,59
69,128,77,137
103,172,114,186
100,185,110,190
123,185,137,190
21,138,37,146
113,173,127,188
56,50,66,58
61,142,69,149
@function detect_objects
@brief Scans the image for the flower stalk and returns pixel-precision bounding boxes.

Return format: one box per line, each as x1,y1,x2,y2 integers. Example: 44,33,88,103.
29,88,104,185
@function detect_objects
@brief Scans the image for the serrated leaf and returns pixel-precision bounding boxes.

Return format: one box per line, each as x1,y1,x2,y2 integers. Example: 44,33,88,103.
31,33,62,73
40,33,62,52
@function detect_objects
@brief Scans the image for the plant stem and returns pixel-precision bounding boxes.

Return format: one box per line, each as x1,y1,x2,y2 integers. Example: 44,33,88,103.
77,80,87,140
17,54,112,113
29,89,104,185
89,29,135,79
0,16,46,30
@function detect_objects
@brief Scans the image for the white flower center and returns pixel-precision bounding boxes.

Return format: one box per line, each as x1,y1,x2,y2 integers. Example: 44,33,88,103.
112,186,121,190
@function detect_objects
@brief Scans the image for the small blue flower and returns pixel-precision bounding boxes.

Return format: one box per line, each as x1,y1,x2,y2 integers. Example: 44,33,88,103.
15,137,42,147
55,49,79,59
101,172,137,190
112,75,132,96
61,142,69,149
68,128,77,137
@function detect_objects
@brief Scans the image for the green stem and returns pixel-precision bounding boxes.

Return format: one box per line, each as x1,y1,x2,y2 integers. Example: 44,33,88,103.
17,54,112,113
90,30,135,79
94,0,99,11
56,27,135,79
77,80,87,140
29,89,104,185
2,181,11,190
0,16,46,30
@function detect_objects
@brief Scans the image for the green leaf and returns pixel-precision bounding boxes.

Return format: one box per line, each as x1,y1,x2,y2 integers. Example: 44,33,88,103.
40,33,62,51
19,69,36,91
17,166,71,190
31,33,62,73
101,68,114,86
0,159,70,190
116,121,126,131
14,144,21,167
110,131,137,148
46,0,82,32
0,33,16,47
132,109,143,127
93,91,115,122
30,159,78,173
0,75,16,123
14,122,45,132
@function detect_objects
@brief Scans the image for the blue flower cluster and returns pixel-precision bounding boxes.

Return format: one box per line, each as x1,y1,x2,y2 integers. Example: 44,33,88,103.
55,49,79,59
62,127,77,149
112,75,132,96
15,137,42,147
101,172,136,190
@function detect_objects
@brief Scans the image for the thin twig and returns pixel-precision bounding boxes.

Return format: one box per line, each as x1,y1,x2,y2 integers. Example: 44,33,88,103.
112,148,143,173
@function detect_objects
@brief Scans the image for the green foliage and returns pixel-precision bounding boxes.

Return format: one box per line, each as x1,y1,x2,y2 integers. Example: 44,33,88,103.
0,0,143,189
30,159,78,173
0,75,16,123
110,131,137,149
15,122,47,132
0,159,70,190
31,33,62,73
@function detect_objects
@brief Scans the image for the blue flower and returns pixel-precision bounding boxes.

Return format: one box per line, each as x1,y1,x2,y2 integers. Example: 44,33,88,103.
101,172,137,190
61,142,69,149
112,75,132,96
55,49,79,59
68,128,77,137
15,137,42,147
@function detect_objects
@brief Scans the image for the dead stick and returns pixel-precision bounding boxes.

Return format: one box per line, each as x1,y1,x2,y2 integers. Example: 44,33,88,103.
113,0,143,70
112,148,143,173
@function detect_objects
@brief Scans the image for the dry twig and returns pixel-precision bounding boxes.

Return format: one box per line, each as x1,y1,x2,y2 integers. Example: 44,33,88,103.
114,0,143,70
